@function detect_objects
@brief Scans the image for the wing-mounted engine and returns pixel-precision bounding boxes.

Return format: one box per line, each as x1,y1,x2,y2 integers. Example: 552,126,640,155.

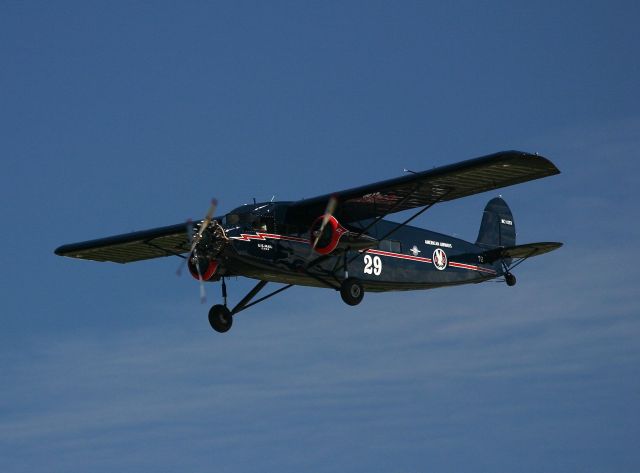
188,219,229,281
309,214,377,255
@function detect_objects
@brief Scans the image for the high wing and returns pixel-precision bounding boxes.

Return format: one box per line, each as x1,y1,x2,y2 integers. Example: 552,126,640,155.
56,150,559,264
286,150,560,225
54,222,195,263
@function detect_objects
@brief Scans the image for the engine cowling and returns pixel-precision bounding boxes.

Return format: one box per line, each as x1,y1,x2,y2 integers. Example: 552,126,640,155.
188,257,219,281
309,215,348,255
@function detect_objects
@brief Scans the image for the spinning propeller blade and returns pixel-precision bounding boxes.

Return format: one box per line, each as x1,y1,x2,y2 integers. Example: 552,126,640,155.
175,199,219,304
193,199,218,303
190,198,218,254
193,248,207,304
311,195,338,252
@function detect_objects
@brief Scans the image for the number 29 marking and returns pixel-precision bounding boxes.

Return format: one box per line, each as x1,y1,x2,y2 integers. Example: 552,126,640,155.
363,254,382,276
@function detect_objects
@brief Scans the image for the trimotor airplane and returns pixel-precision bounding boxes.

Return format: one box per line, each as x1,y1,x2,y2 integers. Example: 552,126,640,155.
55,150,562,333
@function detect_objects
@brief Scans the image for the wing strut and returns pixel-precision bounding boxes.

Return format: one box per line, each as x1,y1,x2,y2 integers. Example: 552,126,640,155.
303,254,343,289
332,190,452,277
375,189,452,242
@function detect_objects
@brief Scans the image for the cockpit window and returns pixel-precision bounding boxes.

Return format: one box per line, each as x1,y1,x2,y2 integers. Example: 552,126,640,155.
225,213,240,226
223,204,275,232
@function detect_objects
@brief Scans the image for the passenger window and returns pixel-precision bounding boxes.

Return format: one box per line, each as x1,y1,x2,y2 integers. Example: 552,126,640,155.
379,240,401,253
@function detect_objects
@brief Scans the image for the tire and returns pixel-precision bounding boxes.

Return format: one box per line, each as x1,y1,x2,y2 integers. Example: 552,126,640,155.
208,304,233,333
340,278,364,306
505,273,517,287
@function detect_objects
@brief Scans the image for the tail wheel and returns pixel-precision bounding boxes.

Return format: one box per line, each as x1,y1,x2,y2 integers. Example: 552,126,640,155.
208,304,233,333
340,278,364,306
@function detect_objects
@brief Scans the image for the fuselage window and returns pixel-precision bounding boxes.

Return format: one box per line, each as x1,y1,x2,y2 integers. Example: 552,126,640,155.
252,216,275,233
379,240,401,253
224,214,240,226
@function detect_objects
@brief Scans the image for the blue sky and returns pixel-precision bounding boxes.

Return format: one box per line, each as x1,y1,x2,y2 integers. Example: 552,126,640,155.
1,1,639,471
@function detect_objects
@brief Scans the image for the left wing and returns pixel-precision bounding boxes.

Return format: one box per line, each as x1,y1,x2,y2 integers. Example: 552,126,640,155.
286,150,560,225
55,222,194,263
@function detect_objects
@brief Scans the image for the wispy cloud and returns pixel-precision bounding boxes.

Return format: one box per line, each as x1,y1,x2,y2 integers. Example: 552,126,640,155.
2,240,638,472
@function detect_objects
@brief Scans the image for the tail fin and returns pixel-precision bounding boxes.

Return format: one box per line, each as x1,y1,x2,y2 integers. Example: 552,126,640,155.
476,197,515,249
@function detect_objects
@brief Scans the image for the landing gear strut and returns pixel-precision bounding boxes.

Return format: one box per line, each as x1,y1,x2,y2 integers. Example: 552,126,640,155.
207,279,294,333
340,278,364,306
500,259,517,287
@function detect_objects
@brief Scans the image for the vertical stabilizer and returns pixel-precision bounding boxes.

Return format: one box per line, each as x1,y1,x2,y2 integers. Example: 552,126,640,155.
476,197,515,249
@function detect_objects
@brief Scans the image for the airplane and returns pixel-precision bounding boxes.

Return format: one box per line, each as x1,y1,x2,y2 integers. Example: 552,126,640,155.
55,150,562,333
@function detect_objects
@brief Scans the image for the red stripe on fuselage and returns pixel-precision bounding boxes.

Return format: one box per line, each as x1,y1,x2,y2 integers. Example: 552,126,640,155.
365,248,432,263
448,261,497,274
230,232,496,275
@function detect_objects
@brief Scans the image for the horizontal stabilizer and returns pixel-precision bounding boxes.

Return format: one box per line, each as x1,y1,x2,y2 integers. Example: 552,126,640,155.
483,242,562,263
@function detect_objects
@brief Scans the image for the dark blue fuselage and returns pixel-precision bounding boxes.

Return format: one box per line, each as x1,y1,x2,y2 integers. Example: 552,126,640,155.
217,202,501,292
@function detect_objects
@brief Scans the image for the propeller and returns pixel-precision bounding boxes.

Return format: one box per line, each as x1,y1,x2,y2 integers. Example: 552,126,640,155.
310,195,338,253
193,247,207,304
190,198,218,254
176,199,219,303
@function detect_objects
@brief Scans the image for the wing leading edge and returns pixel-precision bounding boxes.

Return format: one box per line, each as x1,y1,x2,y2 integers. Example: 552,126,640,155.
286,150,560,225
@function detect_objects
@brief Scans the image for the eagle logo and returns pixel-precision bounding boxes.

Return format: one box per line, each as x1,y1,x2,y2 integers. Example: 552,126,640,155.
433,248,447,270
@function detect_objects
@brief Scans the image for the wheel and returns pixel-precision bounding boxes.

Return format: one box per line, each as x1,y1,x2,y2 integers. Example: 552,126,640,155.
340,278,364,306
208,304,233,333
505,273,517,287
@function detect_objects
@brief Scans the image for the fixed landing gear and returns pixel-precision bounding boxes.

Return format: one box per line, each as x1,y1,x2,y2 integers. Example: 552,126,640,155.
208,277,233,333
505,273,517,287
340,277,364,306
207,278,294,333
208,304,233,333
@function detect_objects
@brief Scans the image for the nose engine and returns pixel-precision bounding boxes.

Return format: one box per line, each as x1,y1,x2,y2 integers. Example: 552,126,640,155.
188,220,228,281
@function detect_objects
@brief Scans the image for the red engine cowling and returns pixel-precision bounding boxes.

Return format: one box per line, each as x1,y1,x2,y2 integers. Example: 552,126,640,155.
188,258,219,281
309,215,348,255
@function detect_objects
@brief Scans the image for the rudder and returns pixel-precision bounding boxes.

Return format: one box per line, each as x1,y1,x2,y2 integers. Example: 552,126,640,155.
476,197,515,248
